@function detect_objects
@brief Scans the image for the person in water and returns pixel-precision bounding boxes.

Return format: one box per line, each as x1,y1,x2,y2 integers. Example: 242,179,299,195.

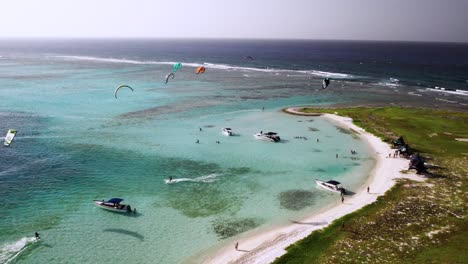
35,232,40,240
169,176,172,182
199,127,202,131
196,139,200,143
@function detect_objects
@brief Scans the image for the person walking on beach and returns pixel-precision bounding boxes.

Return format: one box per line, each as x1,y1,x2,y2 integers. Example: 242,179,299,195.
235,242,239,251
367,186,370,193
341,196,344,203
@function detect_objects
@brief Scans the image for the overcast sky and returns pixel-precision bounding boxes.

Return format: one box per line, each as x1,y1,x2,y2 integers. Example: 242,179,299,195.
1,0,467,42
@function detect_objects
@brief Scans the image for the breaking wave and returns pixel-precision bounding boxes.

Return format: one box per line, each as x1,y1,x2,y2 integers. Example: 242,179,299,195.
425,87,468,96
54,55,354,79
164,173,220,184
0,237,38,264
377,78,400,88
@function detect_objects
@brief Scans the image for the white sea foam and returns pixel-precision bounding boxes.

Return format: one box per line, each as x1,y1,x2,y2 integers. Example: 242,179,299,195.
0,237,37,264
54,55,354,79
436,98,458,104
165,173,220,184
377,78,400,88
425,87,468,96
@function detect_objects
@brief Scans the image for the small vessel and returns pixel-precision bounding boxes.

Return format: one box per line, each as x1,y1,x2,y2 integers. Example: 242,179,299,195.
4,129,17,146
315,179,346,194
222,128,233,136
254,131,280,142
93,198,133,213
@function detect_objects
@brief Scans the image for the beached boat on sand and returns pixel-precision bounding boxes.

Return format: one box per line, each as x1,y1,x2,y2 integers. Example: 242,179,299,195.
315,179,346,194
93,198,133,213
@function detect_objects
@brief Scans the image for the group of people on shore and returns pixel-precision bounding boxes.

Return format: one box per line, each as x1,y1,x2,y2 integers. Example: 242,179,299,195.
388,150,401,158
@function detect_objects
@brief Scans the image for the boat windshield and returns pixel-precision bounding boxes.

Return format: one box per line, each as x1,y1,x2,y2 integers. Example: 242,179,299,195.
326,180,341,185
107,198,123,204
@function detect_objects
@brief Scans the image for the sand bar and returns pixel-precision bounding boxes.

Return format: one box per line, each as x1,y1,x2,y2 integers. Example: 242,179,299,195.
201,109,422,264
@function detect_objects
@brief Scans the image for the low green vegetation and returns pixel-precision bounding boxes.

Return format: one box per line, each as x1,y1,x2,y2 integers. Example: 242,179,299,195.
274,107,467,264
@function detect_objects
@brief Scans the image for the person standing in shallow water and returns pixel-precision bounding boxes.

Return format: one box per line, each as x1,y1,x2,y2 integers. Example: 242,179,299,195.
336,153,338,158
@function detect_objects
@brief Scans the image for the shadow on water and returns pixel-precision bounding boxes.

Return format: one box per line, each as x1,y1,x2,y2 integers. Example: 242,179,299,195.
101,210,143,218
279,190,315,211
344,190,356,196
290,220,328,226
103,228,144,241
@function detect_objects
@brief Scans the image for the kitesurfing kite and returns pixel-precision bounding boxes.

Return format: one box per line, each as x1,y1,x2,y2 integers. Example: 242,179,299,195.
165,72,175,84
322,78,331,89
195,66,206,75
173,63,182,72
114,85,134,99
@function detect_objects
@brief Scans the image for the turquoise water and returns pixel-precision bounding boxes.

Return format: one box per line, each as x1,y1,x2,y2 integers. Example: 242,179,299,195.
0,55,375,263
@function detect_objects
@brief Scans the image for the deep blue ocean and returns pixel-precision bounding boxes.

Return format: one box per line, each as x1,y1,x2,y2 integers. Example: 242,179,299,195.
1,39,468,90
0,39,467,264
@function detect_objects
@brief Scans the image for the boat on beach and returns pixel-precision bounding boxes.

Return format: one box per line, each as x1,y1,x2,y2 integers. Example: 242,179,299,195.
93,198,133,213
254,131,281,142
222,128,233,136
4,129,17,146
315,179,346,194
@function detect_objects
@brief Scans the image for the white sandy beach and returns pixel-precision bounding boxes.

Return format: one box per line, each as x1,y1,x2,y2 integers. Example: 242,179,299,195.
201,109,422,264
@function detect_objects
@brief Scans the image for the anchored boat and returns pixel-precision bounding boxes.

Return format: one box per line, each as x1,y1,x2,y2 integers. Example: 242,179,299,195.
254,131,280,142
222,128,233,136
93,198,133,213
4,129,17,146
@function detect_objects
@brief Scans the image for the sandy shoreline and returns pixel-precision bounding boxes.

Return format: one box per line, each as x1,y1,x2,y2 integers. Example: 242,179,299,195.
201,109,422,264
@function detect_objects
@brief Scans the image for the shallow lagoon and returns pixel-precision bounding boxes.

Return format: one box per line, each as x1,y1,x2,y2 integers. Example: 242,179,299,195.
0,55,375,263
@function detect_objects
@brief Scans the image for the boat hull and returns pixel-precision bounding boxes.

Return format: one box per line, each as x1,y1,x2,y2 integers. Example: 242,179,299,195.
254,133,280,142
93,200,130,213
4,129,16,146
315,179,342,193
222,128,233,136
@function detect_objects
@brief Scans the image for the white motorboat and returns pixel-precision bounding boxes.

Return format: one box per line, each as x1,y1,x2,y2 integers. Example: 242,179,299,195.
222,128,233,136
93,198,133,213
315,179,346,194
4,129,17,146
254,131,280,142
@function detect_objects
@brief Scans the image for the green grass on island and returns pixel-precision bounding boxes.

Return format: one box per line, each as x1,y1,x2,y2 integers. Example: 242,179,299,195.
275,107,468,264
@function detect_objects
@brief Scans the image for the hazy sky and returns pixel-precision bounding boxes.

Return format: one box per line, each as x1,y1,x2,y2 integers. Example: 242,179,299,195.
1,0,467,42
